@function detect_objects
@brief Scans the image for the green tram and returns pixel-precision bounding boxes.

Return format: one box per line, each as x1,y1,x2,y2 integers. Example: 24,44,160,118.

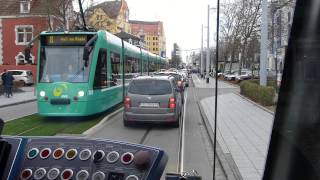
36,30,167,116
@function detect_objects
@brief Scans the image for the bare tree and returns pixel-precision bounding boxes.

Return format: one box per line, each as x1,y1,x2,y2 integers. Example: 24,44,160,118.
237,0,262,74
220,1,243,73
46,0,74,30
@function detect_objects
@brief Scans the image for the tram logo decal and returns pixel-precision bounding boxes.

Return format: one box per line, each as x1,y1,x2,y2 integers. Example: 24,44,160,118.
53,84,68,97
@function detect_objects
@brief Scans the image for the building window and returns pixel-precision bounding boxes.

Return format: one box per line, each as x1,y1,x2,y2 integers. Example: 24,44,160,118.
20,1,30,13
96,15,103,20
15,51,34,65
15,25,33,45
155,37,158,40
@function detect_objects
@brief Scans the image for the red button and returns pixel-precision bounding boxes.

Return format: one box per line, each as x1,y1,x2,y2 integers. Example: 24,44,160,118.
40,148,51,159
20,169,32,180
61,169,73,180
121,152,134,164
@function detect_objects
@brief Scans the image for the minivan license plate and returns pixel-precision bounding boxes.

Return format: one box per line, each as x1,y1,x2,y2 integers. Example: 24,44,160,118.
140,103,159,108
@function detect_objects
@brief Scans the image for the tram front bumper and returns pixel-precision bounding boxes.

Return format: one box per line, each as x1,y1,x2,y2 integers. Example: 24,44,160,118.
37,100,90,117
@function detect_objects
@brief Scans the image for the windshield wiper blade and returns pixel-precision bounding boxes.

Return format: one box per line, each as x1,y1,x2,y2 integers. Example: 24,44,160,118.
69,67,85,82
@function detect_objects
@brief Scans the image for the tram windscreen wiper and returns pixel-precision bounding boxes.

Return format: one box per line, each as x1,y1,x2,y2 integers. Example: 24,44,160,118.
69,67,86,82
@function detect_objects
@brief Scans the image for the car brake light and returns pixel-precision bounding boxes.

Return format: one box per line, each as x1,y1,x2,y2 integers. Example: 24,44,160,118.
124,96,131,108
168,97,176,109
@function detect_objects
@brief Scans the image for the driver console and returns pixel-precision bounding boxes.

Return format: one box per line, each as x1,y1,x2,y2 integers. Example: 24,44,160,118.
0,136,167,180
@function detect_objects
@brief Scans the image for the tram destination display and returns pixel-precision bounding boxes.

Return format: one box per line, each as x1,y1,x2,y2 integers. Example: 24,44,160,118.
42,35,91,46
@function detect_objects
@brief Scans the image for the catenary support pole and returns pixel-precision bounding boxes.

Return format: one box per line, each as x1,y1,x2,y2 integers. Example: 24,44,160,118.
260,0,268,86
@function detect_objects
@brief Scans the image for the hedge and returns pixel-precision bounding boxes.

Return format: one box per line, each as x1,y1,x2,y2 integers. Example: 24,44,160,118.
240,80,276,106
247,79,277,89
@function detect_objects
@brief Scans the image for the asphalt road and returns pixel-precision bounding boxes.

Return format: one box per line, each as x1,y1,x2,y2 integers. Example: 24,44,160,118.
0,101,37,122
0,76,238,179
88,78,229,180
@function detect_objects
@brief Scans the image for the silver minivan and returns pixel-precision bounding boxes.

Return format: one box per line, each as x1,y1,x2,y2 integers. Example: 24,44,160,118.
8,70,34,85
123,76,182,127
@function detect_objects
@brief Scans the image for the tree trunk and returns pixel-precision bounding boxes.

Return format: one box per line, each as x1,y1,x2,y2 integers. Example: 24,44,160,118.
238,39,248,74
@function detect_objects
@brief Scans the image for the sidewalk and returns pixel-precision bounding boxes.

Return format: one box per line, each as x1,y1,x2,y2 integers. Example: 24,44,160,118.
192,74,238,89
0,86,36,108
200,93,274,180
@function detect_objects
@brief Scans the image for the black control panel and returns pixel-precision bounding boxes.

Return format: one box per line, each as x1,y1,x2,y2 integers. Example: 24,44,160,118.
1,136,167,180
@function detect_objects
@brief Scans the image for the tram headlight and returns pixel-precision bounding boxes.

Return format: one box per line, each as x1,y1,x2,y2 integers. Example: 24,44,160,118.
40,91,46,97
78,90,85,97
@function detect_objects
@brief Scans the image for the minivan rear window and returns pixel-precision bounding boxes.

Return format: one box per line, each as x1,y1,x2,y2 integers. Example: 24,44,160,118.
27,71,33,75
128,80,172,95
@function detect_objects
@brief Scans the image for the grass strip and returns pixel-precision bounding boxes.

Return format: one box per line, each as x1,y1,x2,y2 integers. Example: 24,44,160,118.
3,104,122,136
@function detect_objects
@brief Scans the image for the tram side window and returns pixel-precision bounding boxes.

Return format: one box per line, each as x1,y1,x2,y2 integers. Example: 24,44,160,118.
94,49,107,89
143,60,148,75
149,61,156,72
110,52,121,87
125,56,137,84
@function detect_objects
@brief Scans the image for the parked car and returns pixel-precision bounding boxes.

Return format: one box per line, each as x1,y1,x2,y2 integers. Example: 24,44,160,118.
123,76,182,127
0,70,33,86
222,71,232,78
236,71,253,81
224,71,237,81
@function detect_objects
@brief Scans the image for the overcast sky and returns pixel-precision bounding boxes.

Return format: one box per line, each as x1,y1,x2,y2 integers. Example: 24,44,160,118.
77,0,218,62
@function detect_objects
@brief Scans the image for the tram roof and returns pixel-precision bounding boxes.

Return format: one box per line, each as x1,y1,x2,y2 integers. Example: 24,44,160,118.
40,31,97,35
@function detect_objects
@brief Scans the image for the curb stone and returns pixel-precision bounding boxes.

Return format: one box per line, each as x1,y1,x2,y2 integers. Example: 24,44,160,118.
0,98,36,108
197,101,241,180
82,107,124,136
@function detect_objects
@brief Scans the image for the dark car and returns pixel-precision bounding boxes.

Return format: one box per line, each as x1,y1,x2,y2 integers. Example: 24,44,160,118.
123,76,182,127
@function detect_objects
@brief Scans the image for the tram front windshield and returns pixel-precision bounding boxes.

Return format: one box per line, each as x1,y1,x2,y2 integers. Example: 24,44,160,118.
39,46,91,83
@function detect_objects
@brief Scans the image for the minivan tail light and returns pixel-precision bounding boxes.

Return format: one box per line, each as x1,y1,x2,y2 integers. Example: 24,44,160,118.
124,96,131,108
168,97,176,109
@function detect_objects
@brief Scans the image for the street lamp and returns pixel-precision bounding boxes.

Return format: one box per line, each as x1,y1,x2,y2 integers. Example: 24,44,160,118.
205,5,217,83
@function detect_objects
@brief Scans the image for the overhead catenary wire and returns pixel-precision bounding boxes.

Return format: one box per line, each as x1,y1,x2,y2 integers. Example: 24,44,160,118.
78,0,87,30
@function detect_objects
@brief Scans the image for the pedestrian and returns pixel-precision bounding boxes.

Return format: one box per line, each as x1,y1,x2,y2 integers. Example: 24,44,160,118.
1,69,7,96
3,70,14,98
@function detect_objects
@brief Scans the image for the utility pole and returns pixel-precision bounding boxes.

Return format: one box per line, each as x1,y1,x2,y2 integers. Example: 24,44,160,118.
206,5,210,83
201,25,204,78
260,0,268,86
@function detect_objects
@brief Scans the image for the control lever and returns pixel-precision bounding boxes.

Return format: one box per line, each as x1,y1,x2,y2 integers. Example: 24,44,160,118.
0,118,12,179
165,170,202,180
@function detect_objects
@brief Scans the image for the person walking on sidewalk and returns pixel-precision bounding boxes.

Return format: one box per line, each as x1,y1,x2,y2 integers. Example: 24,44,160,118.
1,69,7,96
3,71,14,98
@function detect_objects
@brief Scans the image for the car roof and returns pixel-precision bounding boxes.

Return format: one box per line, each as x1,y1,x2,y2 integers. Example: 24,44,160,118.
7,70,30,72
133,75,174,81
155,71,180,75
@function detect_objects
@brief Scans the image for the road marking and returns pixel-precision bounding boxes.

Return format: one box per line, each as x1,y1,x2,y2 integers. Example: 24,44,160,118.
179,89,188,173
139,128,152,144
